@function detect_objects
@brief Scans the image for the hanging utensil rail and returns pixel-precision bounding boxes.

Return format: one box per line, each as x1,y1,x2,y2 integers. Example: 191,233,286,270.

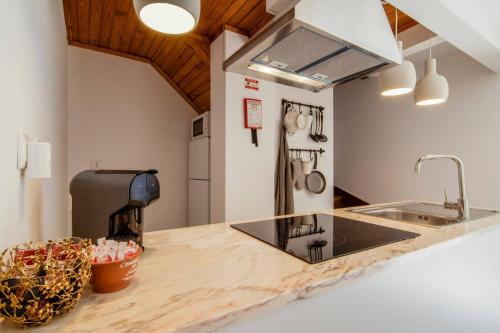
282,99,324,113
289,148,325,155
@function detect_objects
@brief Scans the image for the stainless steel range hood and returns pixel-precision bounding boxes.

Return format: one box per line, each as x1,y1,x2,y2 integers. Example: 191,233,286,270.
224,0,402,92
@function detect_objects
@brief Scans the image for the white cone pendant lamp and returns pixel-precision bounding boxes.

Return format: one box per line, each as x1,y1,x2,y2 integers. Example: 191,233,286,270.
379,41,417,96
378,7,416,96
414,36,449,106
133,0,200,34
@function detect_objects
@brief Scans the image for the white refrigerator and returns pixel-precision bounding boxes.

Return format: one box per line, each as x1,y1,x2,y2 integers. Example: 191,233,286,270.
188,137,210,226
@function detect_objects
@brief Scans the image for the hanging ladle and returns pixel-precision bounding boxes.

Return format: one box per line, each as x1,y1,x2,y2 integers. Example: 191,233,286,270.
317,109,328,143
308,107,315,141
309,107,319,142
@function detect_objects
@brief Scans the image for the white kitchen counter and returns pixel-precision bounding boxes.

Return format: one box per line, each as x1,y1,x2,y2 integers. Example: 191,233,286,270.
2,202,500,332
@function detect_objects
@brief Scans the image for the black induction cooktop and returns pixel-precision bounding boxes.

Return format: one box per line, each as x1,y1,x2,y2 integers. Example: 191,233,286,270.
231,214,420,264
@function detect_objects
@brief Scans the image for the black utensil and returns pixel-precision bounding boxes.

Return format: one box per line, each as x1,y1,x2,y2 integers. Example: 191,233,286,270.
309,107,318,142
321,110,328,142
317,110,328,143
314,108,320,142
316,109,320,139
315,109,320,141
316,109,321,139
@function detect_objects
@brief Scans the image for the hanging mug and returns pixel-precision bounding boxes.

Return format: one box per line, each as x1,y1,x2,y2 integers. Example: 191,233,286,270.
301,151,314,175
284,104,299,135
296,105,308,130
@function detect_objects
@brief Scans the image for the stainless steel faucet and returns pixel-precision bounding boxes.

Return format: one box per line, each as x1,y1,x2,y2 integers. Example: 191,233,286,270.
414,155,470,220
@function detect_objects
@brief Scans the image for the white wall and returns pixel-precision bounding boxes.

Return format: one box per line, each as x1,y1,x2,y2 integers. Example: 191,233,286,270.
210,33,229,223
211,31,334,223
334,46,500,209
68,47,196,231
0,1,68,249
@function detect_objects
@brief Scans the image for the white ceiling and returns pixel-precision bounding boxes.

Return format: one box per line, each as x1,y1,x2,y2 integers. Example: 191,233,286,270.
388,0,500,73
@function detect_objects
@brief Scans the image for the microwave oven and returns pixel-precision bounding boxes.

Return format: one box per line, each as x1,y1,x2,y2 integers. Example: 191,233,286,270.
191,112,210,140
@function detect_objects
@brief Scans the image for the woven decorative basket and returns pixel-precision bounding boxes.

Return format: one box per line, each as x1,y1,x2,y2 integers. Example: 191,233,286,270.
0,238,92,327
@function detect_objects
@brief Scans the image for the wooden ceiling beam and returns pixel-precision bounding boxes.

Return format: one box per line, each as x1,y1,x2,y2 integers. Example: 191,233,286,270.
171,32,211,65
223,24,249,37
70,41,151,63
184,38,210,65
151,62,202,114
184,32,210,45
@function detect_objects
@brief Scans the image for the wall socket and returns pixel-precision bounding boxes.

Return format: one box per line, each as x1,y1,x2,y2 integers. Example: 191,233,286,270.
90,160,102,170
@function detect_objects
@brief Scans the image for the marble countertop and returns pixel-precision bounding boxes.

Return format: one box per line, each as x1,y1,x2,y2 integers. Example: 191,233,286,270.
2,202,500,333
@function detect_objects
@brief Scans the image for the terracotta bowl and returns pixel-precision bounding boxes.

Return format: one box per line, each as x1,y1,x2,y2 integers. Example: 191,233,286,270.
90,248,142,293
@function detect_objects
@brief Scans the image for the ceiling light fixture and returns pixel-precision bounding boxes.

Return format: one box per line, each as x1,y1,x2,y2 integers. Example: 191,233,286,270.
414,33,449,106
133,0,200,35
378,7,416,96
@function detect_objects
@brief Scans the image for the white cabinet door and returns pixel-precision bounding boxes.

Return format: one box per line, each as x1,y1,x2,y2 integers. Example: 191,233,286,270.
188,179,210,226
189,137,210,180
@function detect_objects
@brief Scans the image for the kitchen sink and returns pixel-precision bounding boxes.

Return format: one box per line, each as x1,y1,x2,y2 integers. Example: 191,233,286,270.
350,202,499,228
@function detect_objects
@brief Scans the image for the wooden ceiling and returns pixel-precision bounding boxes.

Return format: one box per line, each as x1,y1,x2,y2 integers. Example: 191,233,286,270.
62,1,417,114
383,3,418,35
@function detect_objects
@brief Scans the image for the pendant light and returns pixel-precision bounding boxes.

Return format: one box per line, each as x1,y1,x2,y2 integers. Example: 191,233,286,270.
133,0,200,35
414,34,449,105
378,7,416,96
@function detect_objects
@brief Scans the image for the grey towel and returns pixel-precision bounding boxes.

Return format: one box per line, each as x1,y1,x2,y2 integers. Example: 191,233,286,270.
291,158,306,190
275,102,295,216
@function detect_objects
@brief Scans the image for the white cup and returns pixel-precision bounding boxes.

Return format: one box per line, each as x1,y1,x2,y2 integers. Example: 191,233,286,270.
301,159,314,175
296,113,307,129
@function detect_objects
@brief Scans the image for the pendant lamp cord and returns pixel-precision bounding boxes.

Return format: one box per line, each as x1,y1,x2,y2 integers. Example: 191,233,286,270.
428,32,433,59
394,7,398,40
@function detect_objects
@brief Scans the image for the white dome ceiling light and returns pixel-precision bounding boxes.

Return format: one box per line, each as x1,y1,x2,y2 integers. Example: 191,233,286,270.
414,34,449,106
378,7,416,96
133,0,200,35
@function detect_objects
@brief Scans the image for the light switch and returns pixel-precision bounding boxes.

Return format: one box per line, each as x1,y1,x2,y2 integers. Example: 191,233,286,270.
17,132,52,179
26,142,51,178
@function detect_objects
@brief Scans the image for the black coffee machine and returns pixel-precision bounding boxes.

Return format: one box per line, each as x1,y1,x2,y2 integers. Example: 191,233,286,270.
70,169,160,248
